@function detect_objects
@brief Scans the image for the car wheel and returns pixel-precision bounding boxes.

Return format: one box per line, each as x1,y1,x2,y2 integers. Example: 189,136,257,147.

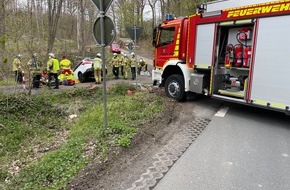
165,74,187,102
78,72,86,83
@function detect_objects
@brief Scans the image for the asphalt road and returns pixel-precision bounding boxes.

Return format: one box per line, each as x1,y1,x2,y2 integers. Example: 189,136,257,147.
154,102,290,190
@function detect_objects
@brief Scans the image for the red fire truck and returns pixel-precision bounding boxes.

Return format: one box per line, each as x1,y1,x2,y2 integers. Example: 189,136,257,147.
152,0,290,113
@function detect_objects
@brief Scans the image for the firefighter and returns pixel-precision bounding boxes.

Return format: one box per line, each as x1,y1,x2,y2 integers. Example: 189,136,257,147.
111,53,119,79
60,55,72,75
59,55,73,85
12,54,23,83
129,52,136,80
93,53,102,84
138,58,147,75
47,53,60,89
27,53,41,89
122,53,129,79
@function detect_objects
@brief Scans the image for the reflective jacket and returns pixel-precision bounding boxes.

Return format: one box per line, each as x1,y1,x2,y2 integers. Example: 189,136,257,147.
47,58,60,74
118,55,125,66
129,57,136,68
60,59,72,70
138,60,146,67
93,57,102,70
123,57,129,67
12,58,21,72
111,57,119,67
27,58,40,73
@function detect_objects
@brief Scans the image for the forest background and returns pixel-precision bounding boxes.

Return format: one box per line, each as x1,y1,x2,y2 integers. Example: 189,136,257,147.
0,0,210,81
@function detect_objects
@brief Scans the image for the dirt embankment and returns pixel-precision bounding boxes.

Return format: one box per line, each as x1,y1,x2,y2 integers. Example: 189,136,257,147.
67,91,180,190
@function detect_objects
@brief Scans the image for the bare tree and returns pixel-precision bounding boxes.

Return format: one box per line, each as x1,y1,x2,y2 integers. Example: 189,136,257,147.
77,0,85,56
0,0,5,62
47,0,63,54
136,0,146,26
148,0,158,29
31,0,42,51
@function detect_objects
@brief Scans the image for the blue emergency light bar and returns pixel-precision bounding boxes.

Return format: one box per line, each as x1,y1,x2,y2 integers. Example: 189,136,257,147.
165,14,174,21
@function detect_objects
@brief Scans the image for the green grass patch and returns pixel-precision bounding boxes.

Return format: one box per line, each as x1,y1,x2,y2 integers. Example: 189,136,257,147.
0,83,165,189
0,79,18,86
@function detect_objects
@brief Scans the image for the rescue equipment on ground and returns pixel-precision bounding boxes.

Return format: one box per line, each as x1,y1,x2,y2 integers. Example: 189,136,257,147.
58,69,75,86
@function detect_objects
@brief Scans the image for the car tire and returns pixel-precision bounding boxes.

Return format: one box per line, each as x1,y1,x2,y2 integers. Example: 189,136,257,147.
78,72,86,83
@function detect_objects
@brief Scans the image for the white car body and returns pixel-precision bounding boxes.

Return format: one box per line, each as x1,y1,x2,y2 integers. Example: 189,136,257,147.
73,58,94,83
73,58,107,83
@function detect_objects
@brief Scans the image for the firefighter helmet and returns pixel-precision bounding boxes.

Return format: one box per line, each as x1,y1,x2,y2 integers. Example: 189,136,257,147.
48,53,55,58
97,53,101,58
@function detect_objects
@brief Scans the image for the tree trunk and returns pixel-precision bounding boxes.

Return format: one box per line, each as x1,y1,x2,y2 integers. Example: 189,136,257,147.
77,0,85,57
32,0,42,52
148,0,157,29
47,0,63,54
0,0,5,62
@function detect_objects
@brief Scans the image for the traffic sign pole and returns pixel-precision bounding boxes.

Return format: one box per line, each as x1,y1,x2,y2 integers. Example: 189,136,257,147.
91,0,114,131
134,26,138,85
99,0,108,130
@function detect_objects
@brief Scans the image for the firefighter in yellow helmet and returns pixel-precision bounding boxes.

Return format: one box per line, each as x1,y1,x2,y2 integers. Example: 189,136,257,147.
47,53,60,89
27,53,41,89
59,55,74,85
129,52,136,80
111,53,119,79
93,53,103,84
138,58,147,75
122,53,130,79
12,54,23,83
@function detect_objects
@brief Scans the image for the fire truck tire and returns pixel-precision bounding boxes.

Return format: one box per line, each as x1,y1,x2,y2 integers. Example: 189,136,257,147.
165,74,186,102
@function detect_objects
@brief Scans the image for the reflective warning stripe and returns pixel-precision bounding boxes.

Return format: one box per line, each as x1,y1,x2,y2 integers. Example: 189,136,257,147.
194,64,211,69
173,28,181,57
270,103,286,109
252,99,267,106
252,100,286,109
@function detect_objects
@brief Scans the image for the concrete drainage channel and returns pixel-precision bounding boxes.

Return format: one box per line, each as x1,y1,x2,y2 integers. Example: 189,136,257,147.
127,118,211,190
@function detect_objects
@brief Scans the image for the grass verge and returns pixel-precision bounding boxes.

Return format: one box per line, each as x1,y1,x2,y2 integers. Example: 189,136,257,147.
0,83,165,189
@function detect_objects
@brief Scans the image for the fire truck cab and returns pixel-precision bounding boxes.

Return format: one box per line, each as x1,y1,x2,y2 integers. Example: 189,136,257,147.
152,0,290,113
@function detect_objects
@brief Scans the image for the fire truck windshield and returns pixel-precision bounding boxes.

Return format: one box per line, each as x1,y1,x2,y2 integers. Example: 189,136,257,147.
158,27,175,47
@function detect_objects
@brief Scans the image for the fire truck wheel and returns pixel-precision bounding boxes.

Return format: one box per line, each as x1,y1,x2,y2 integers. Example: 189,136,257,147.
165,74,186,102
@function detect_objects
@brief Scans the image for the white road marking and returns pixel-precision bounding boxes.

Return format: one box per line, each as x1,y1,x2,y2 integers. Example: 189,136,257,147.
215,107,229,117
282,153,289,157
228,162,233,165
